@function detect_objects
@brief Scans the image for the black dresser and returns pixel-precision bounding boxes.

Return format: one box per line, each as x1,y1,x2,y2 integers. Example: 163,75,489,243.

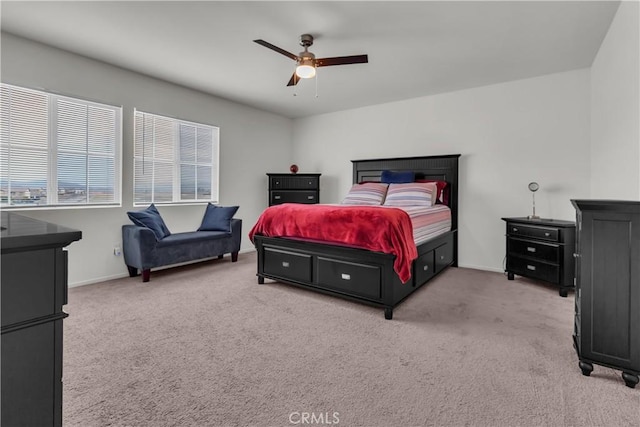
571,200,639,388
502,217,576,297
267,173,321,206
1,212,82,426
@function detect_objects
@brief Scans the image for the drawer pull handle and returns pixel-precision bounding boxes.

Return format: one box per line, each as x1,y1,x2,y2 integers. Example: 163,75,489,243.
307,195,314,200
440,255,445,260
274,195,281,199
512,227,518,232
527,265,536,271
341,273,351,280
275,181,280,185
423,265,429,271
573,253,580,258
527,247,536,253
544,232,550,237
282,261,290,268
308,181,312,185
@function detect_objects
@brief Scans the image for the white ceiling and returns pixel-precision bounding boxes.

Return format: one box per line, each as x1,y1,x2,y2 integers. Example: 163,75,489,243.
1,1,620,119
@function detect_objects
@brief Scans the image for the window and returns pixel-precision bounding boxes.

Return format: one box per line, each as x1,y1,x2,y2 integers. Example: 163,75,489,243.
0,83,122,208
134,110,219,205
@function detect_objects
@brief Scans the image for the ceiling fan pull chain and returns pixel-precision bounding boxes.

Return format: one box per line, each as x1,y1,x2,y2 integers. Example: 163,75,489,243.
293,65,297,97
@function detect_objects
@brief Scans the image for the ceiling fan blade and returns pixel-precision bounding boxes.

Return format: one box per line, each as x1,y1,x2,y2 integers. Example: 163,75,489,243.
316,54,368,67
253,39,298,61
286,73,300,87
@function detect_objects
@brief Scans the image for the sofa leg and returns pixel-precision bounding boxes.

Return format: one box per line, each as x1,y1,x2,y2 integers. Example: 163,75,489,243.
218,254,224,259
231,252,238,262
142,269,150,282
127,266,139,277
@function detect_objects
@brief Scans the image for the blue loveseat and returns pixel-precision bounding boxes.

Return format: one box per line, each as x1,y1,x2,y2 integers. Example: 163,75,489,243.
122,218,242,282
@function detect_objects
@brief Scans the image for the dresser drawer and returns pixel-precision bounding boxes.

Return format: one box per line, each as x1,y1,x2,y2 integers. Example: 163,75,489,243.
270,176,319,190
507,223,559,242
317,257,381,300
270,191,318,205
263,248,312,283
414,250,435,284
508,238,559,263
508,256,559,284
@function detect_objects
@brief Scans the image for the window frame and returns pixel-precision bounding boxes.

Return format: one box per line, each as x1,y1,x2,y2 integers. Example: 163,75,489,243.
1,83,123,210
133,109,220,207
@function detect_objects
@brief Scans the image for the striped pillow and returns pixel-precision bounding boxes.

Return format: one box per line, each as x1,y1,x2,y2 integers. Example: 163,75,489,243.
341,183,388,205
383,182,437,207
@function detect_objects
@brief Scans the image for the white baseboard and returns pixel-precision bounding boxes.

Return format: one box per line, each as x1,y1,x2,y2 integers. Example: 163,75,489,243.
457,263,505,274
69,272,130,288
69,249,255,288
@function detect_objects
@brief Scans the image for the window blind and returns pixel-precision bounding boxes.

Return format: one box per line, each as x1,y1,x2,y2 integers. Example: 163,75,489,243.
134,110,219,205
0,84,122,208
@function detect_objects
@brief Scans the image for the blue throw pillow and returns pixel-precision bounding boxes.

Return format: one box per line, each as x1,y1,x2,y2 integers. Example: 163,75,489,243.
198,204,239,232
127,204,171,240
381,170,415,184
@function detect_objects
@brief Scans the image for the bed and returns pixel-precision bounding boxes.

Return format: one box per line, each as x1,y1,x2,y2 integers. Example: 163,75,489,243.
250,154,460,319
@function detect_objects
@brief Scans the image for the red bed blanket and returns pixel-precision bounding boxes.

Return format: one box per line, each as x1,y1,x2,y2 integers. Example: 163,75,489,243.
248,203,418,283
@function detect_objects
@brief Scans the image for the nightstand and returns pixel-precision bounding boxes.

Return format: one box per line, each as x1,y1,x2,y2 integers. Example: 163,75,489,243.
267,173,321,206
502,217,576,297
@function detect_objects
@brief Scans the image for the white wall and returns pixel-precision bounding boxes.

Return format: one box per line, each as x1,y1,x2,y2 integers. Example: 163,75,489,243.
1,33,293,286
590,0,640,199
292,70,591,272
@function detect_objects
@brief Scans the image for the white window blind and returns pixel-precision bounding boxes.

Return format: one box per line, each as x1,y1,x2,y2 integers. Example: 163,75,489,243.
134,110,219,206
0,83,122,208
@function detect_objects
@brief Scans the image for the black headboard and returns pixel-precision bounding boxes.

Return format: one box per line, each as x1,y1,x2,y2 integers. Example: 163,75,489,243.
351,154,461,232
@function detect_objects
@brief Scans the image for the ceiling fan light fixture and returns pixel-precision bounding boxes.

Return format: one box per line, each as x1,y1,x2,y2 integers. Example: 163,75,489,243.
296,53,316,79
296,64,316,79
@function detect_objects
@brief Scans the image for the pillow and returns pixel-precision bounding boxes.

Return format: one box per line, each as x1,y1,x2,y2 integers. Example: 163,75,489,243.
416,179,448,205
198,203,239,232
381,170,415,184
127,204,171,240
341,182,388,205
383,182,438,207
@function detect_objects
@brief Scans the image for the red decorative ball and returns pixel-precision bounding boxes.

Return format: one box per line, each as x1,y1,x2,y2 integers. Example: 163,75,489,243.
290,164,299,174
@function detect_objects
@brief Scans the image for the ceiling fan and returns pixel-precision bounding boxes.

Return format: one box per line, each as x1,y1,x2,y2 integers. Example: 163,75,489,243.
254,34,368,86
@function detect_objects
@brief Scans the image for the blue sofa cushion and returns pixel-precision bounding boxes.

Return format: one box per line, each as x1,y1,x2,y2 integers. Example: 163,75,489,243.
198,204,239,232
127,204,171,240
156,231,231,248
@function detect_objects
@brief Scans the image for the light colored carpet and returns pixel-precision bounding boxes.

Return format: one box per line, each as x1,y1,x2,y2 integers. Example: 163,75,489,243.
64,252,640,427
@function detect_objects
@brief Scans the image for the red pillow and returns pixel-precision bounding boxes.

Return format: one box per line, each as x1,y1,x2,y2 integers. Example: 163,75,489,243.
415,180,448,205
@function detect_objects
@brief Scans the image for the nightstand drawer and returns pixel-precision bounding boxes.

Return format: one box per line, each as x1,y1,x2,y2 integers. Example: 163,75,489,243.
270,176,319,190
270,191,318,205
507,223,558,242
508,238,559,263
509,256,559,284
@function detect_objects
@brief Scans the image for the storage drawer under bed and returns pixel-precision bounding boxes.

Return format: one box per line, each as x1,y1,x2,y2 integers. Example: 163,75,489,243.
263,247,312,283
316,257,382,300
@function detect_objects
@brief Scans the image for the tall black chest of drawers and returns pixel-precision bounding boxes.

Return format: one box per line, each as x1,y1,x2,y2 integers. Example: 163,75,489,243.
502,217,576,297
1,212,82,426
571,200,639,388
267,173,321,206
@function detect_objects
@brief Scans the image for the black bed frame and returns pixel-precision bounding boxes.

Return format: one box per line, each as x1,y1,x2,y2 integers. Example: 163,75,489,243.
253,154,460,319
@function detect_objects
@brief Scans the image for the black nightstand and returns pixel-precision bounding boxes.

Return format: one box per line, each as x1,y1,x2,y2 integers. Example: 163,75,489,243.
267,173,321,206
502,217,576,297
